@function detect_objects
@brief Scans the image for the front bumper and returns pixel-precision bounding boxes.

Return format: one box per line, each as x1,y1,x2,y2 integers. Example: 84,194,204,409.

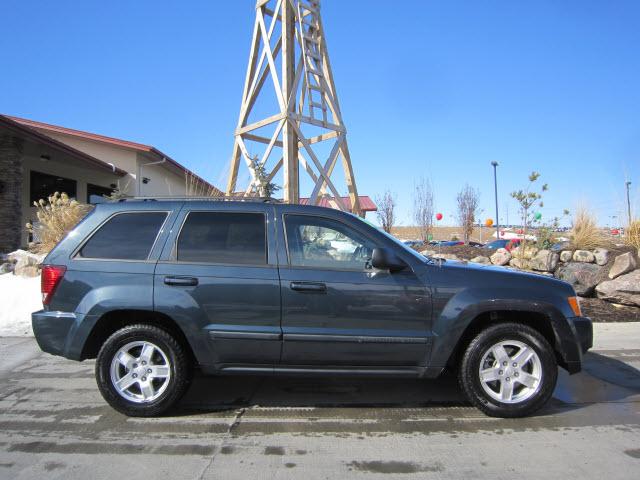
562,316,593,374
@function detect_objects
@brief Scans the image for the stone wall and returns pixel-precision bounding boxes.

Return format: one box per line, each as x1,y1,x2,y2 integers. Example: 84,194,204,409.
0,136,23,253
420,244,640,308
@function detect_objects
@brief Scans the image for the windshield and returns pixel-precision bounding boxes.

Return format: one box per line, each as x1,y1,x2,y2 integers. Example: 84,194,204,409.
347,214,429,263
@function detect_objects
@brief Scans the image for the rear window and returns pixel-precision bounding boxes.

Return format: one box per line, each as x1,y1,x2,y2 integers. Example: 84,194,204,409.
79,212,168,260
177,212,266,265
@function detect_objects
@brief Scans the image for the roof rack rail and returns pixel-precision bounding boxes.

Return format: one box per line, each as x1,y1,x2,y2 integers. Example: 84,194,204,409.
116,195,281,203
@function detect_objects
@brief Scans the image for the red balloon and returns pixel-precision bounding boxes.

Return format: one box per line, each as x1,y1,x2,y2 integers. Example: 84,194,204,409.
436,213,443,221
611,229,619,235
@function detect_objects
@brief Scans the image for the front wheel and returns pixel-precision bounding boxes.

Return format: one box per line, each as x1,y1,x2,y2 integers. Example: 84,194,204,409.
458,323,557,418
95,324,190,416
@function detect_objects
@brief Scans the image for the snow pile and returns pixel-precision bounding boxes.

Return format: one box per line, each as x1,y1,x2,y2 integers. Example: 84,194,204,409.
0,273,41,336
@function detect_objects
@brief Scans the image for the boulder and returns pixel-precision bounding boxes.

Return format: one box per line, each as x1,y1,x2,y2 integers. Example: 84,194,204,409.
560,250,573,262
511,245,538,260
490,248,511,266
573,250,595,263
593,248,610,266
14,264,39,277
420,250,436,257
432,253,460,261
6,249,43,264
596,270,640,307
608,252,637,279
509,257,531,270
554,263,602,296
530,249,560,272
470,256,491,264
0,262,14,274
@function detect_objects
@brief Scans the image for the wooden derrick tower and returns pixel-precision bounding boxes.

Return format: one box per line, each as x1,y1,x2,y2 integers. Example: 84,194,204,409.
226,0,361,215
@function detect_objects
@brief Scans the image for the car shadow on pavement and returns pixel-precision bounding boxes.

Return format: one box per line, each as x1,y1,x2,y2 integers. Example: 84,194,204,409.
174,351,640,417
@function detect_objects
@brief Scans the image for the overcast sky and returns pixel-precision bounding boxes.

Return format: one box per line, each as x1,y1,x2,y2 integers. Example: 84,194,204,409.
1,0,638,227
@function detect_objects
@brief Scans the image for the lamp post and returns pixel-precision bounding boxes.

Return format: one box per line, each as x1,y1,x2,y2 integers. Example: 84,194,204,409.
626,181,632,225
491,161,500,239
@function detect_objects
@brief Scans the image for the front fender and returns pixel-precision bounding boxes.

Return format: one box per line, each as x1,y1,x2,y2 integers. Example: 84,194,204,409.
429,287,585,373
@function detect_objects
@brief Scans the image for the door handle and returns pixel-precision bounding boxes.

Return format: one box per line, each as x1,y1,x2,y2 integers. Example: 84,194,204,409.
164,276,198,287
290,281,327,293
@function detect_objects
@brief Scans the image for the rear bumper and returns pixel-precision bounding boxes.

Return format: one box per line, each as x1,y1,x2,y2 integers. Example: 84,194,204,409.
32,310,92,360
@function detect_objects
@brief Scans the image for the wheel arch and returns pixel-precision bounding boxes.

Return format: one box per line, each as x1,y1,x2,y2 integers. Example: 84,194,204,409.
444,309,562,372
81,309,197,366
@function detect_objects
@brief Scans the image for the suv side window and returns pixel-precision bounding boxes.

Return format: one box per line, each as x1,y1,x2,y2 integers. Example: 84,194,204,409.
177,212,266,265
79,211,168,260
285,215,374,270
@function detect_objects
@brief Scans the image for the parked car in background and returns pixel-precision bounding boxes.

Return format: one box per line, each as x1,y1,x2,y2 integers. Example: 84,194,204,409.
468,241,484,247
437,240,464,247
484,239,521,251
402,240,423,248
32,198,591,418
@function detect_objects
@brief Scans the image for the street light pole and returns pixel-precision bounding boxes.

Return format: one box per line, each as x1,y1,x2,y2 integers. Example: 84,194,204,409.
491,161,500,239
626,181,632,225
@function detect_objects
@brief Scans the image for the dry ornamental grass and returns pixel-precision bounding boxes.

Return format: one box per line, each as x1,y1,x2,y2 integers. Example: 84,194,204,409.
625,220,640,253
26,192,92,254
570,207,610,250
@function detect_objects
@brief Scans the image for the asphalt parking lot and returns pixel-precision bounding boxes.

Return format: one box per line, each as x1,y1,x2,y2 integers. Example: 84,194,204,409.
1,324,639,480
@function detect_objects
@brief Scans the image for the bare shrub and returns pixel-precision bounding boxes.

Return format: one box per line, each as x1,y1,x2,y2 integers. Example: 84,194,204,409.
625,219,640,253
26,192,92,254
456,184,480,244
413,177,434,242
569,207,609,250
375,190,396,233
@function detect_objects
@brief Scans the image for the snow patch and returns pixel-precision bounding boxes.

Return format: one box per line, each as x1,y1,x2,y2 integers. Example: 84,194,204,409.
0,273,41,336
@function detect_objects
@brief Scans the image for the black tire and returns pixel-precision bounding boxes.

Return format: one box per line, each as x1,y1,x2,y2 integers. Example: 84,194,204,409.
95,324,190,417
458,322,557,418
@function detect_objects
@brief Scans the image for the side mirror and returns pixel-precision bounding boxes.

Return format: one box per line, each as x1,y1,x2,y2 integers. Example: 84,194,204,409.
371,247,407,272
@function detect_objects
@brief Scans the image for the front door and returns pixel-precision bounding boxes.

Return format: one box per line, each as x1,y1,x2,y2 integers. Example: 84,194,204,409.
278,212,431,367
154,204,281,367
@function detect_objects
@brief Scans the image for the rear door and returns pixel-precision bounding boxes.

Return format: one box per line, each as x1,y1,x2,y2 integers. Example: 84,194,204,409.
276,207,431,367
154,203,281,368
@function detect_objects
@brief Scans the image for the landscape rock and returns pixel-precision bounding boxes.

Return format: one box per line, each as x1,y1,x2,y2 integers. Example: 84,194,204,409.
0,262,15,274
432,253,460,261
573,250,595,263
530,249,560,272
509,258,531,270
490,248,511,266
608,252,637,279
470,256,491,264
560,251,573,262
511,245,538,260
6,249,43,265
596,270,640,307
13,264,39,277
554,262,602,296
593,248,610,266
420,250,436,257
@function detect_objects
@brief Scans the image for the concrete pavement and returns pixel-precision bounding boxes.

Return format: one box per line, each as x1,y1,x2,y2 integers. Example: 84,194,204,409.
0,323,638,479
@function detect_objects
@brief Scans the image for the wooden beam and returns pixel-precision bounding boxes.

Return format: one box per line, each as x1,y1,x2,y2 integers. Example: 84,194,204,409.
243,132,283,147
235,113,284,135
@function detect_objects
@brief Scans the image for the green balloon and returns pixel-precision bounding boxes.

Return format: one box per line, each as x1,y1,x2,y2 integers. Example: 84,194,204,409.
534,212,542,220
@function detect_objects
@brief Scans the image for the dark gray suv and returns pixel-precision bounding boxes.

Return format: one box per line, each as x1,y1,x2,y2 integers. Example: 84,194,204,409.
32,198,592,417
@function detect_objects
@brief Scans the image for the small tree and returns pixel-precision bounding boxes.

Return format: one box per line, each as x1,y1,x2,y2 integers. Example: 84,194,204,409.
510,172,548,256
456,184,480,244
375,190,397,233
413,177,434,243
249,155,280,198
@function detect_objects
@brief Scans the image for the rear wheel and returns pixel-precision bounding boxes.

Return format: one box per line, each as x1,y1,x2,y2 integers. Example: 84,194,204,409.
96,324,190,416
458,323,557,417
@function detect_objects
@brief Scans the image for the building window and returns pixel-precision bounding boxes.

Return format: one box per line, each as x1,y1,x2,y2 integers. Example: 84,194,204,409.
79,212,168,260
87,183,115,203
177,212,267,265
30,170,77,204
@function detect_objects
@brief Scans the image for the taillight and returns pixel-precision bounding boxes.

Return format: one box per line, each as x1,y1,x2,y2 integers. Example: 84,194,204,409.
41,265,66,306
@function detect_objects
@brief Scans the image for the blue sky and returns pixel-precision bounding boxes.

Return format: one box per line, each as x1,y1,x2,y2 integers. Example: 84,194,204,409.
1,0,638,227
